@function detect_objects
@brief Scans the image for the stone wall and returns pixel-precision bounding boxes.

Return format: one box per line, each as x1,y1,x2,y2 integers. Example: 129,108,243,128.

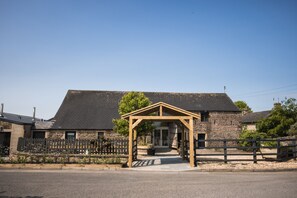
46,130,115,139
243,124,257,131
194,112,241,138
0,121,32,155
47,130,65,139
194,111,242,147
10,123,25,154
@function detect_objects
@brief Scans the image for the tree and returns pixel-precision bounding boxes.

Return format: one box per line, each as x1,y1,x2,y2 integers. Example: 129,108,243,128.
112,92,154,136
256,98,297,138
288,122,297,136
239,129,267,150
234,101,252,113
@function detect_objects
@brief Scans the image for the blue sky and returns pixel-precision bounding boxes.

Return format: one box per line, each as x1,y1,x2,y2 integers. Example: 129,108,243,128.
0,0,297,119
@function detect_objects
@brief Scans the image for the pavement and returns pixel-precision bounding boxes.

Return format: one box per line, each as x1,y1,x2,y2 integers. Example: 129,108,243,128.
131,149,297,172
132,155,196,171
0,169,297,198
132,148,197,171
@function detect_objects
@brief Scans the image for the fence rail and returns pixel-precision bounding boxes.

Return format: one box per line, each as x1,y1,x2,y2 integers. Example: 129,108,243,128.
17,137,129,156
195,138,297,163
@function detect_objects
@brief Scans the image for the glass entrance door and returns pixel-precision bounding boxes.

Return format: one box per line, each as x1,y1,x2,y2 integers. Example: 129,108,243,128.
162,129,169,146
154,129,161,146
153,128,169,147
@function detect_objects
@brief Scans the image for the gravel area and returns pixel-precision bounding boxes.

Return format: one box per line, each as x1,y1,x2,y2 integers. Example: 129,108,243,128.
198,160,297,171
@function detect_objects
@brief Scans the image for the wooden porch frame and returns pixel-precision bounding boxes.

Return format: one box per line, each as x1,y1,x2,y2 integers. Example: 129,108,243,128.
121,102,199,168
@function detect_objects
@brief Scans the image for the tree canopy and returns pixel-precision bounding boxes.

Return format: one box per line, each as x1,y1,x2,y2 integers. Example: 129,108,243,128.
256,98,297,138
234,101,252,113
112,92,154,136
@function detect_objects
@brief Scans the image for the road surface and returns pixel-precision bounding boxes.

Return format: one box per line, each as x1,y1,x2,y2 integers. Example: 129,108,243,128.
0,170,296,198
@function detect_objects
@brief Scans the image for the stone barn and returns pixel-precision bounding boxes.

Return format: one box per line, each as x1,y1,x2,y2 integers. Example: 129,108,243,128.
47,90,242,148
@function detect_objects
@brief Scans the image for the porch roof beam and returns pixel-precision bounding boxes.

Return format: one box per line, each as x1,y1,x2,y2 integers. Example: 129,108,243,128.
179,118,190,129
130,116,191,120
132,119,143,129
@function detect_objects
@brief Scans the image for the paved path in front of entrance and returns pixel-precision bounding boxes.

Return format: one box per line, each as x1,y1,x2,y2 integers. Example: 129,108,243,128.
132,156,192,171
132,153,198,171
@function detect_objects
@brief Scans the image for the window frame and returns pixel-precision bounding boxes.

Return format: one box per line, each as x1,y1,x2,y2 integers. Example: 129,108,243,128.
32,131,46,139
98,131,105,139
65,131,76,140
201,111,209,122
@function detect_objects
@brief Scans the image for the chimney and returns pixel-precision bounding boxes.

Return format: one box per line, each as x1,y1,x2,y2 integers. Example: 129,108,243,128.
32,107,36,122
0,103,3,117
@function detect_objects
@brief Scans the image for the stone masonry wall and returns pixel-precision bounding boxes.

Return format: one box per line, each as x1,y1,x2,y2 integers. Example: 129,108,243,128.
208,112,242,139
46,130,115,139
194,111,242,147
10,123,25,154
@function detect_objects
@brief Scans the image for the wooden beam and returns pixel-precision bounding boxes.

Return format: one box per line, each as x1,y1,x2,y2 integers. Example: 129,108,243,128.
133,129,137,141
160,105,163,116
161,102,199,119
131,116,191,120
179,118,190,129
189,118,195,167
132,119,142,129
128,116,133,168
122,102,199,119
121,102,162,119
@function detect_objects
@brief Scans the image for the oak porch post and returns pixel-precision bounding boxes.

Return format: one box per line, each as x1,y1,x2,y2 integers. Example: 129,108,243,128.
189,118,195,167
181,125,185,160
128,116,133,168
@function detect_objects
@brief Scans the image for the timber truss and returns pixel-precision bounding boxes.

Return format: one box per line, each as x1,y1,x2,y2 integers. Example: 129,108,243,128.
121,102,200,168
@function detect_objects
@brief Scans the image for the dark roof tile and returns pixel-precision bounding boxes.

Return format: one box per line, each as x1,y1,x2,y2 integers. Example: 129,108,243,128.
52,90,240,130
241,111,271,124
0,112,36,125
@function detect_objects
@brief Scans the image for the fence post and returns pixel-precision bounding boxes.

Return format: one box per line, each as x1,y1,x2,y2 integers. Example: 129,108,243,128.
252,140,257,164
194,138,197,167
223,140,227,164
293,138,297,161
277,139,281,161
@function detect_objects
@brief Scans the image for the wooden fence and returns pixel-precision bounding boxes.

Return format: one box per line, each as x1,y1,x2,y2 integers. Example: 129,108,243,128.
194,138,297,164
17,137,129,157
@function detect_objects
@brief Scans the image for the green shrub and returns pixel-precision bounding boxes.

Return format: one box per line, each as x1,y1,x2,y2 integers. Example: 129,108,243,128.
239,129,267,150
17,155,27,163
45,157,54,164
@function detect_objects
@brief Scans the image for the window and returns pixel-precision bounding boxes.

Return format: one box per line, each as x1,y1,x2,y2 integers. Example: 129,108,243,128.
201,112,209,122
65,131,76,140
198,134,206,148
33,131,45,139
98,132,104,139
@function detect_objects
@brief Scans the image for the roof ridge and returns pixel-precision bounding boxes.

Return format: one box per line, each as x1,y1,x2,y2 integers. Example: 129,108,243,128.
246,110,271,114
68,89,227,95
2,112,34,118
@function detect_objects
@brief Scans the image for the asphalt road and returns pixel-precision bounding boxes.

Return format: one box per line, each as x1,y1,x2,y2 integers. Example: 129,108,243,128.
0,170,296,198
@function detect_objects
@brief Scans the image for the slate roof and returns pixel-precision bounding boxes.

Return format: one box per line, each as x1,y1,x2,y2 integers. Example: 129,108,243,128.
0,112,37,125
241,111,271,124
52,90,240,130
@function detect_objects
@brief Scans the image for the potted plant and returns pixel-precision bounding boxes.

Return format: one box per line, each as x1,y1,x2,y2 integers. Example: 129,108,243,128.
147,144,155,156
